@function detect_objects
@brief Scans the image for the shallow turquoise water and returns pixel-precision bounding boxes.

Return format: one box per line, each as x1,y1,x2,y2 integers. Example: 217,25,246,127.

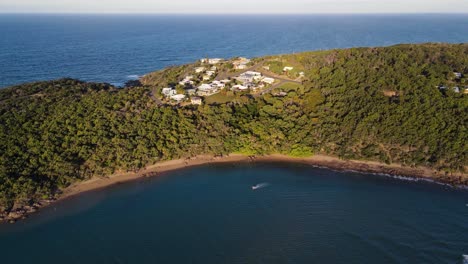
0,162,467,264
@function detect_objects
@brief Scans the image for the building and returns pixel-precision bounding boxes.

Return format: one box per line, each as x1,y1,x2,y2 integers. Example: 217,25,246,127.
232,84,248,91
206,70,216,76
220,79,231,84
454,72,462,79
194,67,205,73
170,94,186,102
262,77,275,84
197,83,218,96
162,88,176,97
211,81,225,88
179,76,194,86
233,57,251,70
203,75,211,81
453,87,460,93
186,89,197,96
191,97,202,105
201,58,224,64
237,71,262,83
198,83,213,90
283,66,294,71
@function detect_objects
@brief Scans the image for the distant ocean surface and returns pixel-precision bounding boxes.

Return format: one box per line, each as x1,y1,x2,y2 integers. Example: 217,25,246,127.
0,163,467,263
1,14,468,88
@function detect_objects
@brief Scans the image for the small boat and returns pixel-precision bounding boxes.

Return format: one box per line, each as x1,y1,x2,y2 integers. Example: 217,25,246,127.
252,183,269,190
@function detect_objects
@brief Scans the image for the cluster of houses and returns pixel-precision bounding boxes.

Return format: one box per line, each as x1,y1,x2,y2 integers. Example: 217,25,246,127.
161,58,228,104
197,79,231,96
231,71,276,91
160,57,283,104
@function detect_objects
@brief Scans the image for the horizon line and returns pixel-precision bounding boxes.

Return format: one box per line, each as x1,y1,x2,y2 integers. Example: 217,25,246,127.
1,12,468,15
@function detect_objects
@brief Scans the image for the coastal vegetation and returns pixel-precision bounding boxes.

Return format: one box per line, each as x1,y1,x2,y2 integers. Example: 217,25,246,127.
0,43,467,217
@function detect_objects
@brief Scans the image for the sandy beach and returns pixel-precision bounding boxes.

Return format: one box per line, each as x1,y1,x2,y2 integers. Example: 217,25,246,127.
62,153,467,201
2,153,467,223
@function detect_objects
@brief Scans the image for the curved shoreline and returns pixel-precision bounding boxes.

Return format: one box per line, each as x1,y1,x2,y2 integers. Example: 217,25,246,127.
2,154,467,223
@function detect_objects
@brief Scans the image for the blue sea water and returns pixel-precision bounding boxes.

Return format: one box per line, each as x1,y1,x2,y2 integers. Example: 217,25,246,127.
0,14,468,88
1,14,468,263
0,162,467,264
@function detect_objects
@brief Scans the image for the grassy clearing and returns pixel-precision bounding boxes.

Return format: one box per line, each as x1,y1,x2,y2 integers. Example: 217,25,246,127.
204,92,236,104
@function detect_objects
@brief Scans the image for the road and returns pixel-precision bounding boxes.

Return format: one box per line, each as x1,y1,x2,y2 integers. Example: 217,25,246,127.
149,91,163,106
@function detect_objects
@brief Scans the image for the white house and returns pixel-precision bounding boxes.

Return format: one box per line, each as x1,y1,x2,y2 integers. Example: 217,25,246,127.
454,72,462,79
244,71,261,76
262,77,275,84
162,88,176,97
206,70,216,76
211,81,225,88
186,89,197,95
203,75,211,81
232,84,248,91
201,58,223,64
198,83,214,90
220,79,231,84
237,71,262,83
191,97,202,105
233,57,251,70
194,67,205,73
179,76,194,86
170,94,186,102
283,66,294,71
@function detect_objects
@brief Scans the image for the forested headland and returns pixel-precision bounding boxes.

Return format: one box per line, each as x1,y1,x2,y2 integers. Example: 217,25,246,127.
1,43,467,220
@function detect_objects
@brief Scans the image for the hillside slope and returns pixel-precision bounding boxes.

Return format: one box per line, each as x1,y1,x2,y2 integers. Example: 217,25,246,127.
0,43,467,217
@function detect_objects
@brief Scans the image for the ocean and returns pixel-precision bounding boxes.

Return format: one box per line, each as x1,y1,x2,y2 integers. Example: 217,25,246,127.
0,14,467,264
0,162,467,263
1,14,467,88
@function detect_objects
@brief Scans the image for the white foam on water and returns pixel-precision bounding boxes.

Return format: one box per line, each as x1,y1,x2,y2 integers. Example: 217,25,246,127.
252,182,270,190
462,255,468,264
126,75,140,79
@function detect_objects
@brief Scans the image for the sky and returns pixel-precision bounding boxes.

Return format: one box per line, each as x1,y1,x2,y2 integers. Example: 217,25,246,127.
0,0,467,14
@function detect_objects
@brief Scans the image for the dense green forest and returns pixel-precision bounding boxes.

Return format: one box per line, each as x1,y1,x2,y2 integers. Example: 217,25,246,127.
0,43,467,213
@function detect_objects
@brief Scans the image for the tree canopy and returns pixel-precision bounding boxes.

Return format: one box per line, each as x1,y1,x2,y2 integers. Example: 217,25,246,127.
0,43,467,212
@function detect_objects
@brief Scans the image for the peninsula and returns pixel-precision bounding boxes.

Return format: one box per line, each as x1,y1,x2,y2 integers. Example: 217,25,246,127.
0,43,467,222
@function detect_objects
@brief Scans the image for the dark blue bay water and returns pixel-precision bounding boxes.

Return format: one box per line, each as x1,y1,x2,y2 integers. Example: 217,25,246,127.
1,14,468,87
0,163,467,264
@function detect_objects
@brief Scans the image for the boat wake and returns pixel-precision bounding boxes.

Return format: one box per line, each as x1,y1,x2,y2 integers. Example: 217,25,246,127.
252,183,270,190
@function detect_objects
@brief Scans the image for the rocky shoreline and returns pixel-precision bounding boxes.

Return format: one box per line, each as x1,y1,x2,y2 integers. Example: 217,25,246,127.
1,154,466,224
0,198,57,223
